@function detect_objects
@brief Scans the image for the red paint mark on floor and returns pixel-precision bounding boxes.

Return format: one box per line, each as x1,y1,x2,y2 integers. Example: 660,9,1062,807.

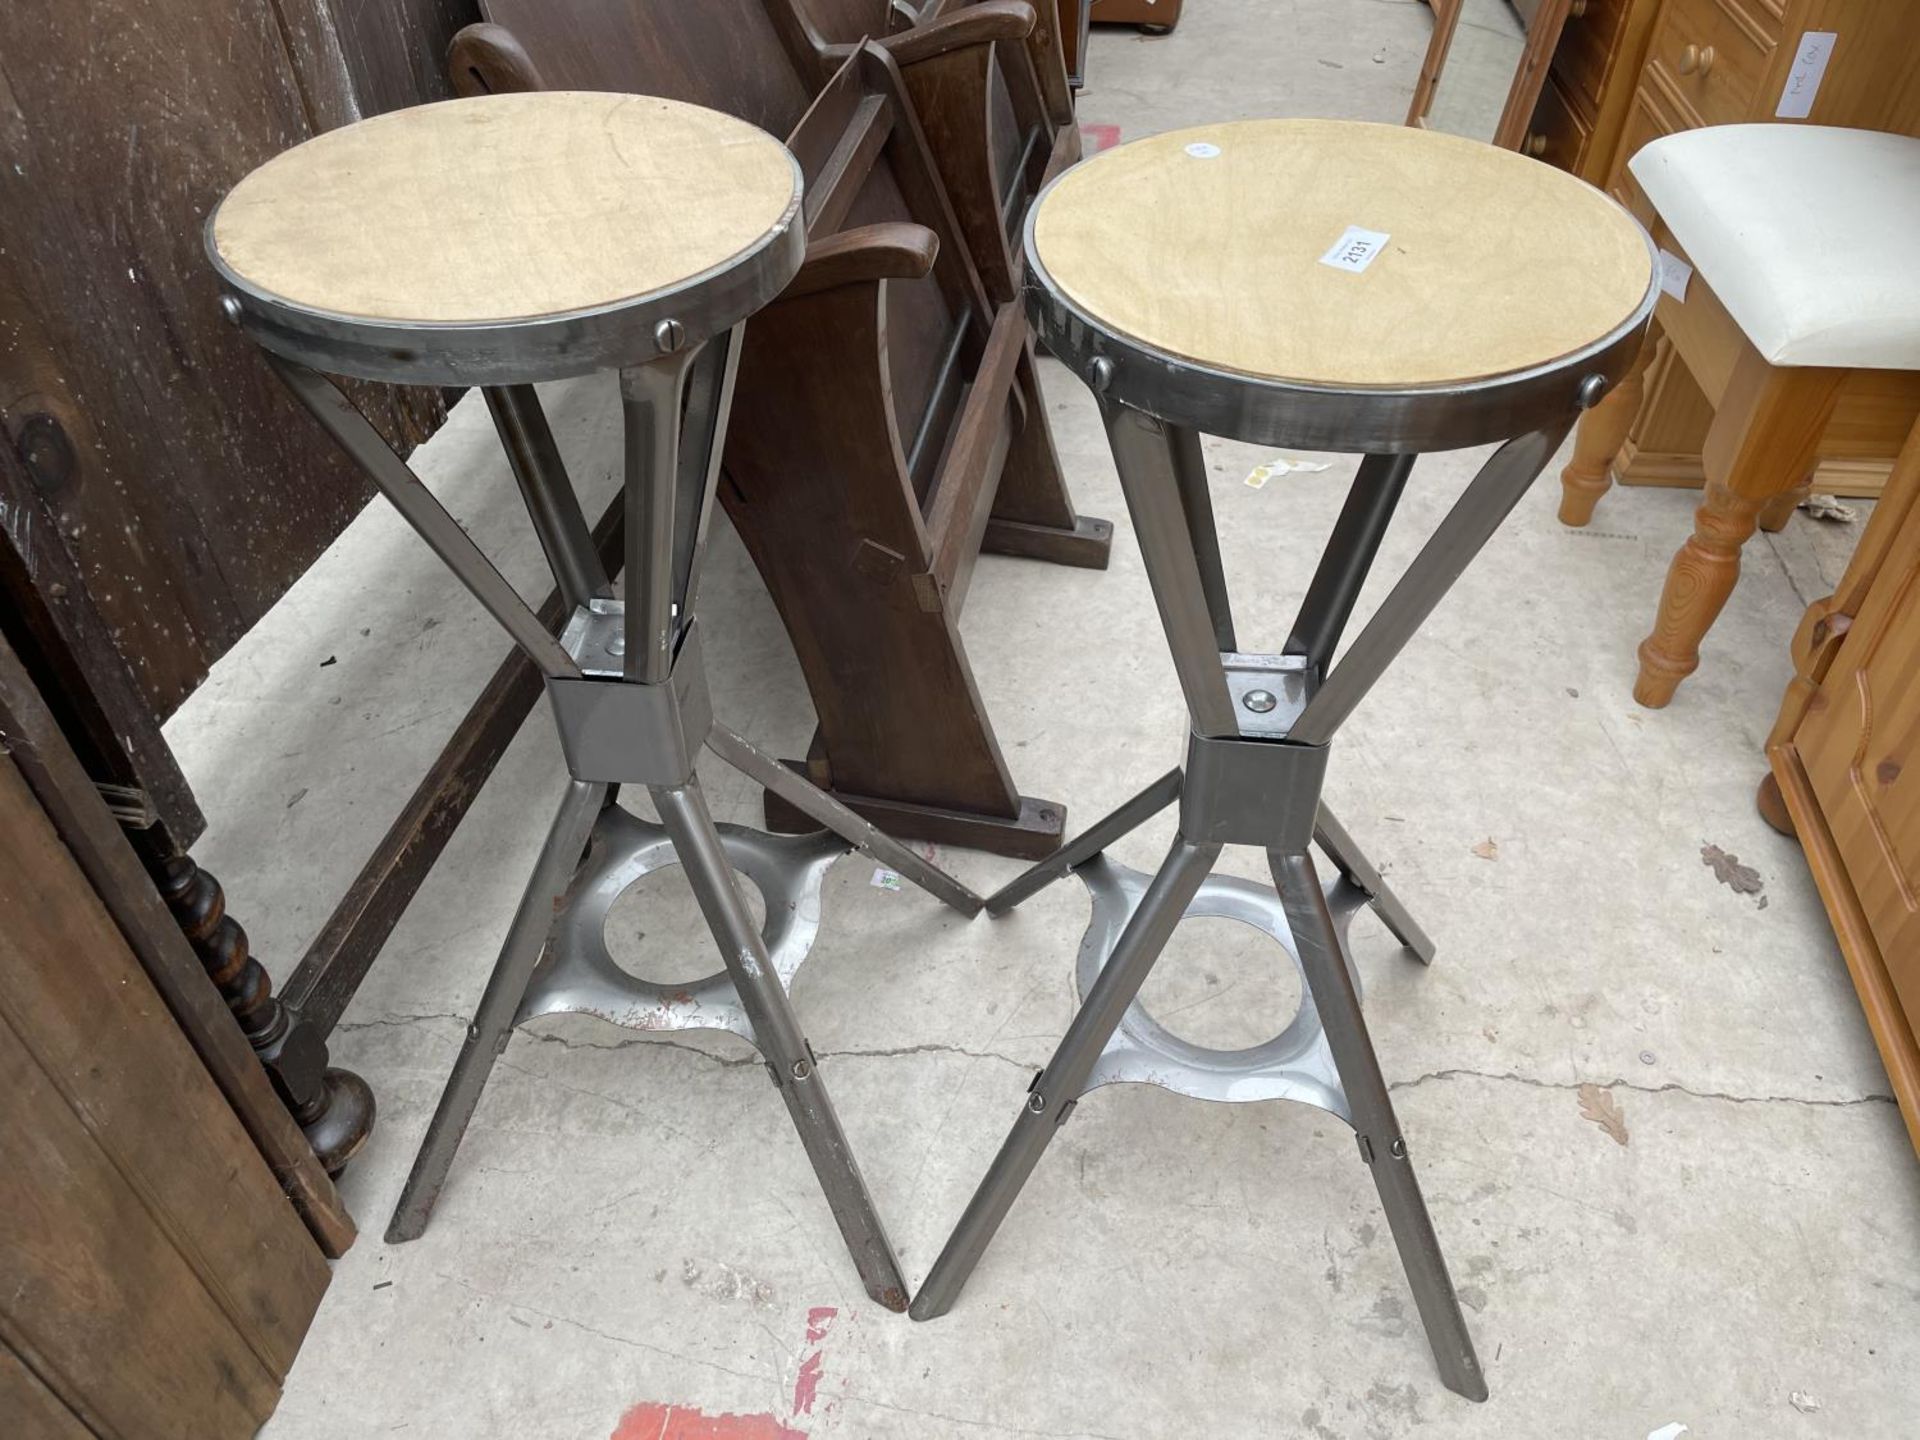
610,1402,804,1440
791,1353,826,1418
791,1305,838,1417
1081,122,1121,153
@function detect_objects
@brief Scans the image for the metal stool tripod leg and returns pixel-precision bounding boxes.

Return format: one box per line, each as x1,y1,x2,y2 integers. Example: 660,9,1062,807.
706,723,983,917
983,767,1184,915
653,778,911,1311
1270,849,1487,1401
912,833,1220,1319
1314,805,1436,964
387,779,606,1242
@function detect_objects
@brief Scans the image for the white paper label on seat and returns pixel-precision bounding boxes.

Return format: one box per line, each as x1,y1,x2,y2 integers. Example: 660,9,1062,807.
1776,32,1836,119
1656,248,1692,304
1184,141,1221,159
1318,226,1390,274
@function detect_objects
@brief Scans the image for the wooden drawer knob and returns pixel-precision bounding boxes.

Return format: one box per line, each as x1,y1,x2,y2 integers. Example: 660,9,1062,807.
1568,0,1588,15
1524,132,1549,157
1676,43,1716,77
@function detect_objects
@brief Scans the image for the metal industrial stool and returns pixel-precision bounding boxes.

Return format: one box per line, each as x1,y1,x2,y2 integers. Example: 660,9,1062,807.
910,119,1657,1394
207,91,981,1312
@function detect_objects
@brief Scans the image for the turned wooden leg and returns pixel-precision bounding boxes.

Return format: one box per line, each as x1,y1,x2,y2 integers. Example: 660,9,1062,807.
1633,355,1845,708
1633,480,1767,706
153,851,376,1174
1757,479,1811,533
1559,332,1658,526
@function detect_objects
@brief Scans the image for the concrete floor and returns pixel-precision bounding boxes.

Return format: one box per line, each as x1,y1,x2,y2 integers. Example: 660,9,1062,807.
171,4,1920,1436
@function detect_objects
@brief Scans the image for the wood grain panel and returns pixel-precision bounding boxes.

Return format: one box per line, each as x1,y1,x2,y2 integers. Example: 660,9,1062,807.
1523,71,1593,172
479,0,815,135
1798,517,1920,990
0,634,354,1257
1554,0,1631,116
0,759,330,1380
1772,743,1920,1157
326,0,482,117
0,1345,92,1440
0,0,442,716
0,1014,281,1440
1642,0,1779,127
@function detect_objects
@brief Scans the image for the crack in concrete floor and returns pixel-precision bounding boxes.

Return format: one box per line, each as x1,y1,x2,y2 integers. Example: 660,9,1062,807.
337,1010,1035,1070
338,1011,1893,1109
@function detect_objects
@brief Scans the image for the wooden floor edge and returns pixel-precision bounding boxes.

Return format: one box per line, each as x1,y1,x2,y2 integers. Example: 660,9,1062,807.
1770,743,1920,1158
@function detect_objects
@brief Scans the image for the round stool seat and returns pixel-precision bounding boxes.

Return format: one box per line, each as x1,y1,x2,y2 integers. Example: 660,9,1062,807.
209,92,803,384
1027,119,1657,450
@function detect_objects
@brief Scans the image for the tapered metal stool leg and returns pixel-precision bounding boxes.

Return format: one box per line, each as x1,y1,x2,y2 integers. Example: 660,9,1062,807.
912,834,1221,1319
1314,805,1436,964
1271,849,1486,1400
706,723,982,916
652,778,911,1311
984,767,1184,915
387,779,606,1242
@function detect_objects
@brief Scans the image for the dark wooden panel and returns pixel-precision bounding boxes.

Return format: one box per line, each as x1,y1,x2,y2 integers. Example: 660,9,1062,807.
795,0,897,42
480,0,815,135
0,1345,92,1440
0,633,355,1258
0,757,330,1379
0,1015,281,1440
0,0,443,717
0,436,203,843
329,0,484,115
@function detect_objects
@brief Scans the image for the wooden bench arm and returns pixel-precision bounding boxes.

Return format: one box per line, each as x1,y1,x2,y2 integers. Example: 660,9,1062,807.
878,1,1036,67
783,223,940,301
447,23,546,96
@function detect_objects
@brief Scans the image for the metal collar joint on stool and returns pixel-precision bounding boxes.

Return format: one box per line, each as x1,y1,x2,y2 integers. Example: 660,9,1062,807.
546,614,713,785
1179,732,1330,850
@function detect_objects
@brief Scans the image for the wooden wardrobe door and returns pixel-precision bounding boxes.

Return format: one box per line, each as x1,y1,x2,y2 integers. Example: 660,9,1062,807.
0,757,330,1440
1796,502,1920,1008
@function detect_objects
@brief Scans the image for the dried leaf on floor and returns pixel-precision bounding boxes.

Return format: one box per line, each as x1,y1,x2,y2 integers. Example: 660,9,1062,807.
1471,838,1499,861
1701,843,1764,896
1577,1083,1629,1146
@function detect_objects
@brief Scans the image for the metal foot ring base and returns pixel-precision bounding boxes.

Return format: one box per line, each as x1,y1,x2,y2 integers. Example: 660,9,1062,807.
516,804,845,1051
1070,855,1367,1120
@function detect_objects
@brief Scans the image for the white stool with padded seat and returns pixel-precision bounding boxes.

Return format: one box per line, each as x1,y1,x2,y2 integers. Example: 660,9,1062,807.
1558,124,1920,707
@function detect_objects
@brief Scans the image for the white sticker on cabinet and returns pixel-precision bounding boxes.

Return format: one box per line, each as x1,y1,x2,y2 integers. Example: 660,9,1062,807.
1776,32,1837,119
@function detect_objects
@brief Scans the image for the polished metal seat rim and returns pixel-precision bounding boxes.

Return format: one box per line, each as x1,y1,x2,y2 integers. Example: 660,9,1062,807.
1022,193,1659,454
204,167,804,386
